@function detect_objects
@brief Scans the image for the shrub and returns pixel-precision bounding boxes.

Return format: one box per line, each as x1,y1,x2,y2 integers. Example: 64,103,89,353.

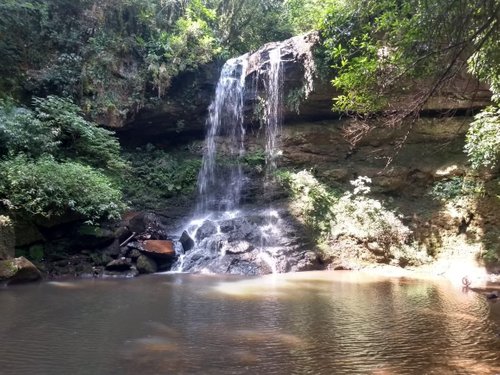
277,169,338,239
279,171,427,265
429,176,484,202
0,155,124,221
464,106,500,170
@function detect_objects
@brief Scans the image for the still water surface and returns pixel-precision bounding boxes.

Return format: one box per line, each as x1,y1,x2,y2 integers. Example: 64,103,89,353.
0,271,499,375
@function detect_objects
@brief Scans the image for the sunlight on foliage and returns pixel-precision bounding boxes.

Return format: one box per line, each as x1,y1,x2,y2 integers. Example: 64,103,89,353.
279,170,429,265
464,106,500,170
0,156,124,221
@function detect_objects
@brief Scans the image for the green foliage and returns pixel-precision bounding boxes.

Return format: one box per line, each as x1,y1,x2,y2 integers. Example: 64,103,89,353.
241,149,266,170
0,96,126,221
482,230,500,263
0,100,59,158
464,106,500,169
277,169,339,239
0,155,124,221
279,171,425,264
284,0,326,33
0,96,125,172
318,0,500,168
123,145,201,209
319,0,500,109
331,176,411,249
430,177,485,202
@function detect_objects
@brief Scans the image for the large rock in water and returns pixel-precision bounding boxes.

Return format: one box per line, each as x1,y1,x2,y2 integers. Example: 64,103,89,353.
0,257,42,284
136,255,158,274
141,240,176,259
0,216,15,260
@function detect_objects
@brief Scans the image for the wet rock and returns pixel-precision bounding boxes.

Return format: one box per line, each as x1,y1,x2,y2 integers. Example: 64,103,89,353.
0,257,42,284
223,241,253,254
103,239,121,258
136,255,158,274
105,257,132,271
126,212,167,239
227,259,262,276
486,291,499,300
90,252,113,267
180,231,195,252
114,226,133,244
103,266,139,278
128,249,142,260
219,218,260,242
76,224,115,248
195,221,217,241
142,240,176,259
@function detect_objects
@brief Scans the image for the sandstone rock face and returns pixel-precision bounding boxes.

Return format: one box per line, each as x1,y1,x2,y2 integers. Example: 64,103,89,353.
117,31,490,142
0,257,42,284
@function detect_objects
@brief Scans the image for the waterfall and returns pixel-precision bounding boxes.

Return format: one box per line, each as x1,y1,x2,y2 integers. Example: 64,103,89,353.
175,33,318,275
264,47,283,172
196,54,249,213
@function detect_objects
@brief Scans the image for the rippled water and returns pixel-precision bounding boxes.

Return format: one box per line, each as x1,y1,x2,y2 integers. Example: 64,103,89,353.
0,271,499,375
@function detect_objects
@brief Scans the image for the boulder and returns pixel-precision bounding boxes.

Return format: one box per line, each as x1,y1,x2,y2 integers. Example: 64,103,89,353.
180,231,195,252
105,257,132,271
103,239,121,258
223,241,253,254
0,216,15,260
126,212,167,239
76,224,115,248
0,257,42,284
142,240,176,259
136,255,158,274
195,221,217,241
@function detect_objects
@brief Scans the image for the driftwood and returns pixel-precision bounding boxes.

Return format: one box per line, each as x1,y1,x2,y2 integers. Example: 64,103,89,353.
120,232,137,247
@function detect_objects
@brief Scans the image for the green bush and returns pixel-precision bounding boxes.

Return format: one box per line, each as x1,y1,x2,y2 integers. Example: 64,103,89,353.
279,171,427,265
123,145,201,209
0,96,125,172
429,176,484,202
32,96,125,172
0,155,124,221
464,106,500,170
0,100,59,158
277,169,339,239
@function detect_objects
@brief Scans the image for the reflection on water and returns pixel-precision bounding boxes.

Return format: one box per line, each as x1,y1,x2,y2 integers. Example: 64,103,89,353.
0,271,499,375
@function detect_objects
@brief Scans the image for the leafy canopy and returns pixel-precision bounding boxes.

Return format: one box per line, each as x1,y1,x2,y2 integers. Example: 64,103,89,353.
318,0,500,168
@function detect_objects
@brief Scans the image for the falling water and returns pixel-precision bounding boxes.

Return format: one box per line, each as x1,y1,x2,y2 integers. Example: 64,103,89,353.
197,55,249,213
177,37,316,274
263,47,283,172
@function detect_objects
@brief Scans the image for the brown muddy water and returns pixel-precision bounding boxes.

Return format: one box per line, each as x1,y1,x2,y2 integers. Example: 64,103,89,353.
0,271,499,375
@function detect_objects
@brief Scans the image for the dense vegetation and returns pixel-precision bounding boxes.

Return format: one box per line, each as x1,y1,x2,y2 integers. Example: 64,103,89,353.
0,0,498,254
316,0,500,168
0,96,125,221
0,0,310,223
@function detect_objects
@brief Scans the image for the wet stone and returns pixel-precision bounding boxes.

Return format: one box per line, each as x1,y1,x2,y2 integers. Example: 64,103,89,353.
105,257,132,271
195,221,217,241
180,231,195,252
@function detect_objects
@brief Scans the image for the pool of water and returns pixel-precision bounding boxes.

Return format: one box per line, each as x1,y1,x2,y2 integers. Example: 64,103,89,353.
0,271,499,374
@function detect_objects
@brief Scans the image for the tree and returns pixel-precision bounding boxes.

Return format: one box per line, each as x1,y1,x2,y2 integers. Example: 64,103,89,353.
319,0,500,167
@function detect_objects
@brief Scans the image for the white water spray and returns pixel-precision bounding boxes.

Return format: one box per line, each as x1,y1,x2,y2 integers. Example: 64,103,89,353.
197,55,248,213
